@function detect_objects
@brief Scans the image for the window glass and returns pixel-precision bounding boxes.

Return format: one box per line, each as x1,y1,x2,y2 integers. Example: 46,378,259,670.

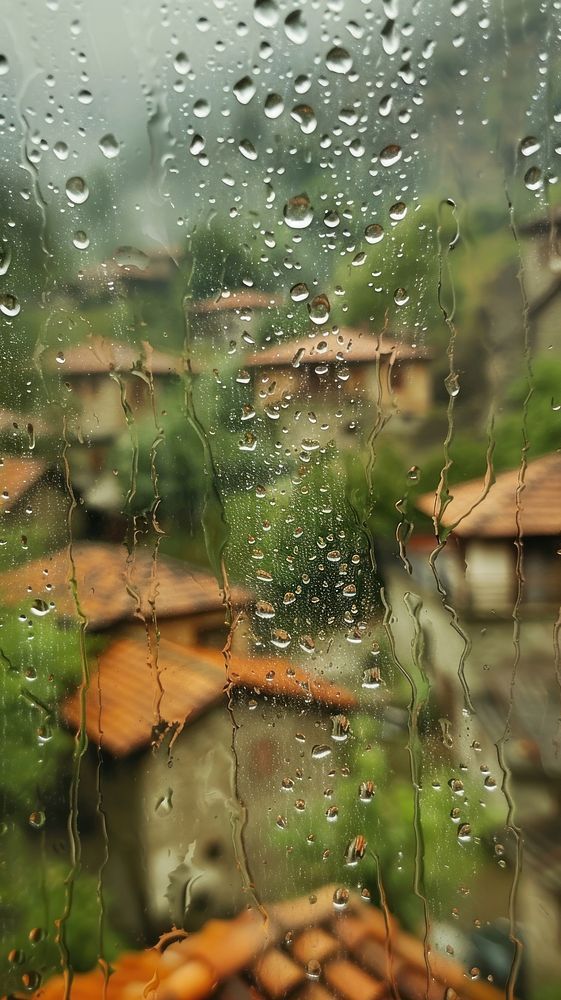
1,2,560,998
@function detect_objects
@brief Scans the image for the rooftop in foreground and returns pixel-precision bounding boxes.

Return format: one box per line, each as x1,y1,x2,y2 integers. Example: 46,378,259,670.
34,884,510,1000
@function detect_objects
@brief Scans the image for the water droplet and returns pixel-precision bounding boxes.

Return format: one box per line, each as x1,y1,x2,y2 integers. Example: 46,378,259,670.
190,134,205,156
0,55,9,76
0,248,11,276
394,287,409,306
299,635,316,654
520,135,540,157
381,19,399,55
276,814,288,829
324,210,340,228
331,714,351,741
451,0,468,15
65,176,89,205
308,293,330,324
239,138,258,160
311,744,332,760
233,75,256,105
53,140,69,160
344,834,367,866
305,959,321,980
457,823,472,843
254,0,279,27
290,282,309,302
332,886,349,909
524,166,542,190
359,780,376,802
78,89,93,105
239,432,258,452
30,599,50,617
281,777,294,790
380,143,402,166
444,371,460,397
284,10,308,44
362,667,381,689
174,51,191,75
379,94,393,116
290,104,317,134
365,223,384,244
193,99,211,118
284,193,313,229
326,805,339,822
271,628,291,649
389,201,407,221
72,230,90,250
264,92,284,118
29,810,46,829
484,775,497,791
326,46,353,74
98,133,120,158
255,600,275,619
0,294,21,317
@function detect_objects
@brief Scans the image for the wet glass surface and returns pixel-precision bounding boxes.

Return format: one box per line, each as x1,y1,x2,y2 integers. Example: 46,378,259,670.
1,2,560,997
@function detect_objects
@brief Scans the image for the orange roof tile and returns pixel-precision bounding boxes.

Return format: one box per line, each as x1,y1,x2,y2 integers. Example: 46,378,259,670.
0,456,48,506
43,336,181,376
0,543,243,629
244,331,429,369
34,885,512,1000
189,291,282,314
61,636,357,756
417,452,561,538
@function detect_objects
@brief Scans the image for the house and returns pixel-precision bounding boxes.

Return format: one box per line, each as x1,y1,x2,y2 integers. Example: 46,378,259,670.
34,883,514,1000
0,456,67,550
186,290,283,356
78,246,185,301
243,330,432,428
61,637,357,939
416,451,561,617
0,541,242,647
44,336,181,444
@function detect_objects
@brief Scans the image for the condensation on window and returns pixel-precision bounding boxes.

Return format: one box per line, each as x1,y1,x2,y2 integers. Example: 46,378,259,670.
0,2,560,999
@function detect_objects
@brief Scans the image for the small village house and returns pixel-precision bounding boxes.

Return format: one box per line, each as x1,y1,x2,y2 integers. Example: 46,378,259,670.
61,637,357,940
416,451,561,618
243,330,432,430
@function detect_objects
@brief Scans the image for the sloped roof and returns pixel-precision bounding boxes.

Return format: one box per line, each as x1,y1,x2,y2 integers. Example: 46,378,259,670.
189,290,282,314
0,456,49,506
43,336,180,376
417,452,561,538
0,543,244,629
245,331,429,369
34,884,509,1000
62,637,357,756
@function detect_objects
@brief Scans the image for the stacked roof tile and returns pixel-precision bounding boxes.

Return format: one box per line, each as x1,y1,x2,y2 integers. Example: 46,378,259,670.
34,885,510,1000
0,542,244,629
62,637,357,756
417,452,561,538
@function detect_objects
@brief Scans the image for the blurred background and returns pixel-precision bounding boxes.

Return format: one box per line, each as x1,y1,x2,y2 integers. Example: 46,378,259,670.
0,0,560,996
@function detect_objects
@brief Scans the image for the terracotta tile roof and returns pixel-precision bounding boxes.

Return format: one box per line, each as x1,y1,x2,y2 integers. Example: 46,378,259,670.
34,884,511,1000
61,637,357,756
43,336,181,376
189,291,282,314
244,331,429,369
417,452,561,538
0,543,244,629
0,456,48,506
